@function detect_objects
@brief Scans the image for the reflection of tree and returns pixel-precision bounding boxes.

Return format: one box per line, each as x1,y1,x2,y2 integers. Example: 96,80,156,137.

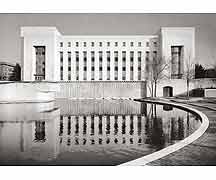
171,117,185,141
178,117,184,140
145,104,165,149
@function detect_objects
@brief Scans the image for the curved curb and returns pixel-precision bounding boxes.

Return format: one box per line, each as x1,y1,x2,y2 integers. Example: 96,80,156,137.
119,100,209,166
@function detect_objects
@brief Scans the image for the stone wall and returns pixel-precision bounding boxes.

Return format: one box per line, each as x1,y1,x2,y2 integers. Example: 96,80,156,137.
0,82,60,103
55,81,146,99
147,78,216,97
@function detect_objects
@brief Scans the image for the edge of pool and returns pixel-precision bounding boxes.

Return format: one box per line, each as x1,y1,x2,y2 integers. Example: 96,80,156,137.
119,99,209,166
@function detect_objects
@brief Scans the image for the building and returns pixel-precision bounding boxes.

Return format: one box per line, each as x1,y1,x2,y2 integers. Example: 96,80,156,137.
0,62,21,81
20,26,195,97
0,62,16,81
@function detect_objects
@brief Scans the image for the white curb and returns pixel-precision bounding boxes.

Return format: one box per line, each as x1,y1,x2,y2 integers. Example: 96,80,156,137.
119,100,209,166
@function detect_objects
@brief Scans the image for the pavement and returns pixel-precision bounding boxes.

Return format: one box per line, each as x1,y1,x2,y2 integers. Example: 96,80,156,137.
139,97,216,166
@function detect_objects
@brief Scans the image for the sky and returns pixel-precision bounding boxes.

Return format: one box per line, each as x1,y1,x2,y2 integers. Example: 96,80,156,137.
0,13,216,67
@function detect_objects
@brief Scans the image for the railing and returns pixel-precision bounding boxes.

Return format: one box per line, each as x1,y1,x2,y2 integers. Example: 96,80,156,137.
34,74,45,81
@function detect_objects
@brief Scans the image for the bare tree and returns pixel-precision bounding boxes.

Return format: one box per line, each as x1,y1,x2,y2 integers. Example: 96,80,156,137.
146,56,170,97
184,55,195,98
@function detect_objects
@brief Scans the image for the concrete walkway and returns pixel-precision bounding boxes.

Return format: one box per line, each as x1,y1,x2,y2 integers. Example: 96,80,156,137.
142,98,216,166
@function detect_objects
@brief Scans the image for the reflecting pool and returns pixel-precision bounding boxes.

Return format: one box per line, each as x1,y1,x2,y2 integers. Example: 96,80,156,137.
0,99,201,165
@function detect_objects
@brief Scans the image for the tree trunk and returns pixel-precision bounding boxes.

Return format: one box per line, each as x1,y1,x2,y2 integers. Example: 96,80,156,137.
154,82,157,97
187,78,189,97
151,82,154,97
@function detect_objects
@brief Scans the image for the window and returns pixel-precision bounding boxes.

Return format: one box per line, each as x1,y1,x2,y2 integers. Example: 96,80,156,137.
146,51,150,61
91,51,95,80
99,51,103,80
76,42,79,47
138,42,142,47
99,42,102,47
107,42,110,47
171,46,183,79
114,51,118,80
123,42,126,47
154,42,157,47
107,51,110,80
83,51,87,80
68,42,71,47
122,51,126,80
84,42,87,47
130,51,134,62
138,51,142,62
153,51,157,60
115,42,118,47
83,51,87,62
91,42,94,47
60,42,63,47
99,51,103,62
138,51,142,80
91,51,95,62
146,51,150,73
146,42,149,47
130,42,134,47
75,51,79,80
68,52,71,80
60,51,63,80
130,51,134,80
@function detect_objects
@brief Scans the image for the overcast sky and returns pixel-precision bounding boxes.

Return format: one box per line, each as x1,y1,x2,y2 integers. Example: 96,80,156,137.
0,13,216,67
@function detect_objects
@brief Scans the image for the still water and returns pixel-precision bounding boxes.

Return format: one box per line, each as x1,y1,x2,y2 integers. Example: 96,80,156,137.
0,99,201,165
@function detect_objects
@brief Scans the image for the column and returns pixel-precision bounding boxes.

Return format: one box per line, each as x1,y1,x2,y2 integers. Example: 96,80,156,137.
87,51,91,81
63,50,68,81
86,116,91,145
71,51,76,81
110,51,115,81
126,50,130,80
133,115,138,143
79,50,84,81
95,51,99,80
142,50,146,80
94,116,99,144
134,51,138,81
110,116,115,144
118,50,122,80
79,116,83,139
118,116,123,143
71,116,75,145
125,115,130,145
103,50,107,80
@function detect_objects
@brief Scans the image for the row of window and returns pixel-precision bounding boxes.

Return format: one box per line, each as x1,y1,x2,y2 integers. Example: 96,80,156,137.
60,41,157,48
60,51,145,81
60,51,152,61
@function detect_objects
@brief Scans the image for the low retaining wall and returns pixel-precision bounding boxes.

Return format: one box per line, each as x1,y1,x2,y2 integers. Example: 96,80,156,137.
204,89,216,97
0,82,60,103
55,81,146,99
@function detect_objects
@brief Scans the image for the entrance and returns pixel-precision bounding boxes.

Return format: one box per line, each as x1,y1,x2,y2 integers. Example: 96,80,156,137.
163,86,173,97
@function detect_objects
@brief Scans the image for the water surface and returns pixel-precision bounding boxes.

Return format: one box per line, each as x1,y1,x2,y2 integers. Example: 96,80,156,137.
0,100,201,165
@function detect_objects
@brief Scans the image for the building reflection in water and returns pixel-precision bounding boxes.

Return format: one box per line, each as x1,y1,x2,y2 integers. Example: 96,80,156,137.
34,121,46,142
0,100,201,164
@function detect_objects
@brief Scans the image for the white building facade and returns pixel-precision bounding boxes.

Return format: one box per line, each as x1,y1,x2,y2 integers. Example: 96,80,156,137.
20,26,195,97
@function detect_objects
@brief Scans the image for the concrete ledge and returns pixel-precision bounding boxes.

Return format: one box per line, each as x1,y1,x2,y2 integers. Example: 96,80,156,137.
205,88,216,98
119,99,209,166
0,82,60,103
